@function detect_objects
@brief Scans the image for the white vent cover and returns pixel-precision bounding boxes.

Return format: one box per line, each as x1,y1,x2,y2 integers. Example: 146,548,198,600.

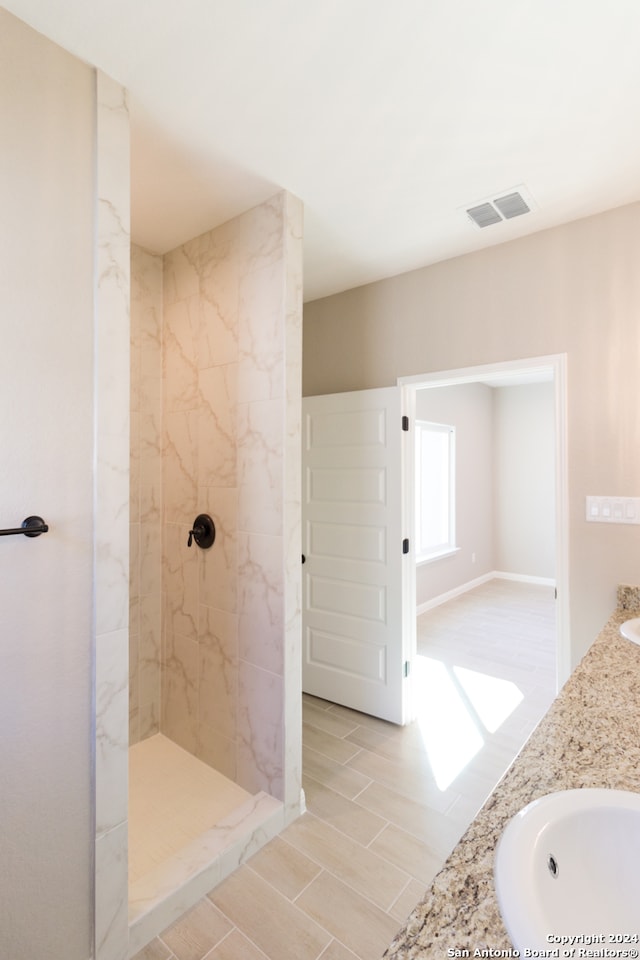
465,188,533,228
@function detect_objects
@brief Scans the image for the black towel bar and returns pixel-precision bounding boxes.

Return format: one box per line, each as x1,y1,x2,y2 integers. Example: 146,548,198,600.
0,516,49,538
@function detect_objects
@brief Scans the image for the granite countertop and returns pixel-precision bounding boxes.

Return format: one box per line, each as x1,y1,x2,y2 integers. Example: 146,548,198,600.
384,586,640,959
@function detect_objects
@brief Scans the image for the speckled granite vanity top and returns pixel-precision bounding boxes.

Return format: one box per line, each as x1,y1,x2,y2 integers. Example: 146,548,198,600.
383,586,640,959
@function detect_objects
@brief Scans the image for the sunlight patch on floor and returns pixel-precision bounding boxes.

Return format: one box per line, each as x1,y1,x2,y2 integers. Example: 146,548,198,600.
453,665,524,733
415,656,523,790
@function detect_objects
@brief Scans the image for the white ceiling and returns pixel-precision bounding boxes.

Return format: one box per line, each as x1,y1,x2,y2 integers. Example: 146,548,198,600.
5,0,640,301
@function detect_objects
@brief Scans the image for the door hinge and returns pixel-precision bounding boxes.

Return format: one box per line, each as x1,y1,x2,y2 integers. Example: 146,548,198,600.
404,660,411,678
401,415,409,431
402,538,409,554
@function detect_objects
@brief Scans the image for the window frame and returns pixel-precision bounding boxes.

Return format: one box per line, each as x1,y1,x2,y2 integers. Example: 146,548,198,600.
414,419,458,564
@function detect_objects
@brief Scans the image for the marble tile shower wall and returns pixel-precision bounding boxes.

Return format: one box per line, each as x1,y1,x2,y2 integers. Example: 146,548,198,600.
95,72,132,960
161,196,290,799
130,245,163,745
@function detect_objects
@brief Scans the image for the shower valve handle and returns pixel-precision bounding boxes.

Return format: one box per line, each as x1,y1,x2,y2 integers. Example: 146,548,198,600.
187,525,202,548
187,513,216,549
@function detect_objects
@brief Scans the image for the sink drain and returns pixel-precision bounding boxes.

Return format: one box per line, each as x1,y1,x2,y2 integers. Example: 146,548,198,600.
548,854,559,878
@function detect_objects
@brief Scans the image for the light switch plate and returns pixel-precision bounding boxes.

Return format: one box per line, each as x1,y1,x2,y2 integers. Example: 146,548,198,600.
586,496,640,524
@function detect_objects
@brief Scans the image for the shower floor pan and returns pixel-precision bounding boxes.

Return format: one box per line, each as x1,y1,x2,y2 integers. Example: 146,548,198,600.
128,734,283,956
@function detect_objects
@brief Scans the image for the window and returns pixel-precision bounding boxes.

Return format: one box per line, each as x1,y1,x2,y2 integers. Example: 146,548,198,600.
415,420,456,562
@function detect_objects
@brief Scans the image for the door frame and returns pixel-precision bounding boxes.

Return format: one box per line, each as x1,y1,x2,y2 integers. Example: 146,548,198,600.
399,353,570,694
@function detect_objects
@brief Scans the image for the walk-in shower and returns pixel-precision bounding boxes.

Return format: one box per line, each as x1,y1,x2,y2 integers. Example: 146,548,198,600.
127,192,303,952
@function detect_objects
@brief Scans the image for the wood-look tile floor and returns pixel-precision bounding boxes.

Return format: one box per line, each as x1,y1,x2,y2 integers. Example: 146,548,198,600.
133,579,556,960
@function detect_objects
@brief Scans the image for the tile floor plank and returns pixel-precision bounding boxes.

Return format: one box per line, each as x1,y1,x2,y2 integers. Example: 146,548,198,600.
302,723,362,764
208,865,332,960
302,776,387,846
159,899,232,960
368,823,443,886
247,835,322,901
303,746,373,800
204,929,270,959
295,871,401,960
281,813,410,911
317,939,362,959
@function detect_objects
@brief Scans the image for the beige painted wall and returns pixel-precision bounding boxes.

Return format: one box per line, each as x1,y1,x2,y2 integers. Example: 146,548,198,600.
414,381,555,607
493,383,555,579
415,383,494,604
0,10,95,958
304,202,640,665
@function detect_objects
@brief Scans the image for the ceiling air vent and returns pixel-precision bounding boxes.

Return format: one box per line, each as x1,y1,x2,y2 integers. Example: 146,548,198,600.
466,202,503,228
493,191,530,219
465,188,532,228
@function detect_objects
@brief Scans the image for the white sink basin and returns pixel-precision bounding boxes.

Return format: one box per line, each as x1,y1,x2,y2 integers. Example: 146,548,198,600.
494,789,640,950
620,617,640,644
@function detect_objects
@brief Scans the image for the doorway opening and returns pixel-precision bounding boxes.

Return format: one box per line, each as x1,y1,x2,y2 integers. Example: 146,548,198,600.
399,354,568,790
301,355,568,740
300,355,567,878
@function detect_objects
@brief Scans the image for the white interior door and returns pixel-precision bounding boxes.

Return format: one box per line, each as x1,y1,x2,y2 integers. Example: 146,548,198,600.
302,387,411,724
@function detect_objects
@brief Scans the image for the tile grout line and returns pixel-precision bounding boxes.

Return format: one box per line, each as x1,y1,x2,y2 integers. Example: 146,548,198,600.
200,926,241,960
302,763,375,801
363,817,392,849
274,816,416,916
240,860,345,960
385,874,418,919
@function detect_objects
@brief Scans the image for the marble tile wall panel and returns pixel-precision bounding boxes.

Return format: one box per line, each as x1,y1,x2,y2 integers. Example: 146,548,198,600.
159,193,303,804
232,195,287,798
94,71,131,960
198,486,238,614
162,629,199,755
238,531,284,676
163,522,199,638
199,266,239,368
163,244,200,306
199,363,238,486
130,410,140,525
96,629,130,836
198,604,239,780
231,194,286,273
163,411,199,525
198,611,238,732
282,192,304,822
163,298,199,410
238,260,285,402
130,244,163,746
138,593,162,739
237,397,283,536
237,662,284,798
95,822,129,960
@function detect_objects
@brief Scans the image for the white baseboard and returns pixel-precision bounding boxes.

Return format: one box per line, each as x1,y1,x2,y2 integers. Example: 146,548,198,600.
416,570,556,615
493,571,556,587
416,572,495,615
